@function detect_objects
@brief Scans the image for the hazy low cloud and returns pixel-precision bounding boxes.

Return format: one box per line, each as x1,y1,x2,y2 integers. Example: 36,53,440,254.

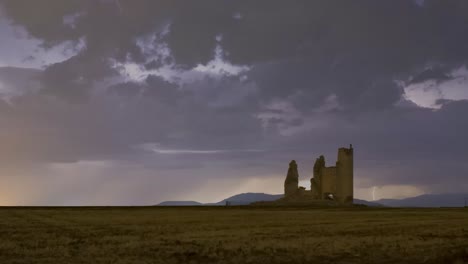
141,143,264,155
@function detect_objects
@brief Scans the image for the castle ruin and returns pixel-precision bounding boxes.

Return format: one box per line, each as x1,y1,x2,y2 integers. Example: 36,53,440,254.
283,145,354,204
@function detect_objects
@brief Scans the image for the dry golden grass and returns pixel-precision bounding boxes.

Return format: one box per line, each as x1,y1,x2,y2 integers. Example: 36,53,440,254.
0,206,467,263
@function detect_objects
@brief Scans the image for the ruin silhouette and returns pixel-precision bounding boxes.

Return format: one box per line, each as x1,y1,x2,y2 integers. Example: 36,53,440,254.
284,145,354,204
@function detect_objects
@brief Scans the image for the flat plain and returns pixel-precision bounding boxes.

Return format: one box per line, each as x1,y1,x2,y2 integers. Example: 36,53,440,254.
0,206,467,264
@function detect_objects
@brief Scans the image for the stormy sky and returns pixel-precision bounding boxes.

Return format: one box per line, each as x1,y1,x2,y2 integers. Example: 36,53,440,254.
0,0,467,205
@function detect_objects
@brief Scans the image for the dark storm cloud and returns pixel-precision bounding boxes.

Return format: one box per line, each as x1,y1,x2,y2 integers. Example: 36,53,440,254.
237,0,468,113
0,0,467,204
0,68,264,164
0,67,42,99
107,75,179,101
409,67,452,84
41,53,116,101
3,1,468,105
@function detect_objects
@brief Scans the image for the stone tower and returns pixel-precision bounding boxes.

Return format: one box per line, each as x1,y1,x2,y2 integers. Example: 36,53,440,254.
309,145,354,204
282,146,353,203
336,144,354,204
284,160,299,196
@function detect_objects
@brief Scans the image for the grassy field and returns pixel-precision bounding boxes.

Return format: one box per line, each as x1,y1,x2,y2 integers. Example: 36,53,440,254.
0,207,467,264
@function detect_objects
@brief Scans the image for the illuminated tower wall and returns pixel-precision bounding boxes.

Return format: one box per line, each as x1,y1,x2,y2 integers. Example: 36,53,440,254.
336,145,354,204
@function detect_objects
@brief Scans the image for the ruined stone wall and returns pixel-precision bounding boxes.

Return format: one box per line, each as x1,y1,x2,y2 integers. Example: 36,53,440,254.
320,167,337,199
336,146,353,203
283,146,353,203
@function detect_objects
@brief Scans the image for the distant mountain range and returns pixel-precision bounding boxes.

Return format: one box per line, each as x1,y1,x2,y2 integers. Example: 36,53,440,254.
156,193,383,207
208,193,284,206
157,192,468,207
375,193,468,207
157,193,283,206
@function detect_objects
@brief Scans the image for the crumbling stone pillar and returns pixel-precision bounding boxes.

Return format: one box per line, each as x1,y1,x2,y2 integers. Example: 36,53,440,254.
284,160,299,196
311,155,325,199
